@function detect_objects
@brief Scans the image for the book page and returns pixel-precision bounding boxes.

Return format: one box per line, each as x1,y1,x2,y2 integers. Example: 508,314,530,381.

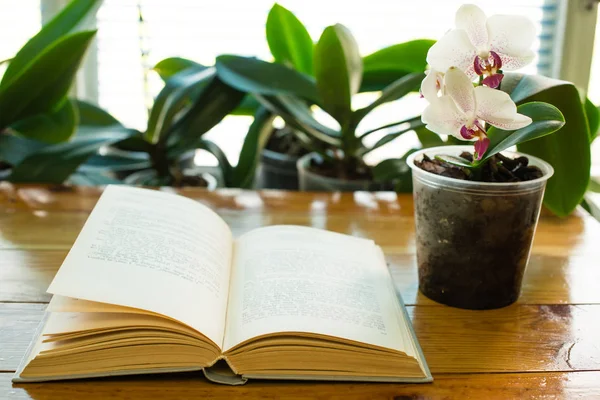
223,226,408,353
47,185,233,347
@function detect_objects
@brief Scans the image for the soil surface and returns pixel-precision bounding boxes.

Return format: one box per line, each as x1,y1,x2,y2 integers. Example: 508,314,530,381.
416,152,543,182
308,156,373,181
265,126,309,157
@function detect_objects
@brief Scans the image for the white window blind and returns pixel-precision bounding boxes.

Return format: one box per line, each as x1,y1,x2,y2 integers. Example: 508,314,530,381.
0,0,41,77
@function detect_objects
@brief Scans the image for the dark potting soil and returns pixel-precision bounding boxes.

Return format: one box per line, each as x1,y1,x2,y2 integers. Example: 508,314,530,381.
178,174,209,187
308,156,373,181
416,152,543,182
413,151,546,309
265,126,309,158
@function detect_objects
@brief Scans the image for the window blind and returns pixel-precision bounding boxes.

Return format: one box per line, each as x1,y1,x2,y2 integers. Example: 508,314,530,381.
0,0,41,77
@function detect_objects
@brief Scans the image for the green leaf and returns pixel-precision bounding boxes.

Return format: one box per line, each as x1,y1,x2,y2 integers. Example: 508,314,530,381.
503,74,590,216
353,72,423,123
76,100,122,126
146,66,216,144
361,39,434,92
81,151,151,172
153,57,206,82
435,154,474,169
478,102,565,164
113,131,153,153
231,96,261,116
231,107,276,188
10,99,78,143
266,4,314,75
0,31,96,129
196,139,233,184
8,127,133,184
1,0,101,87
584,97,599,143
415,125,444,147
0,133,47,166
166,76,245,155
255,94,341,148
372,158,409,182
216,55,319,103
314,24,362,126
361,117,424,155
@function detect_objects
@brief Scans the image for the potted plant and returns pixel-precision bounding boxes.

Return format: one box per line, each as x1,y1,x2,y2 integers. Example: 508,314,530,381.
0,0,105,183
215,22,438,191
406,4,580,309
80,61,274,188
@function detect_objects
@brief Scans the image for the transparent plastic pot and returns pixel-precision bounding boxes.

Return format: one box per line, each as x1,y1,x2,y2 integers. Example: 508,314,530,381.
407,146,554,309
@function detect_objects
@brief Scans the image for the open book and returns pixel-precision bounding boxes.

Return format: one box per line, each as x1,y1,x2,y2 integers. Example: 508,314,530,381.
13,185,431,385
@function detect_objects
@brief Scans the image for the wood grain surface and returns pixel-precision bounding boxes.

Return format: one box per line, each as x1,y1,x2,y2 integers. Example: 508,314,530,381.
1,183,600,399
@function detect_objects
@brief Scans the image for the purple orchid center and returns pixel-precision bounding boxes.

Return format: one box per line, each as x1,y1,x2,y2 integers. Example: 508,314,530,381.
459,121,490,160
473,51,504,88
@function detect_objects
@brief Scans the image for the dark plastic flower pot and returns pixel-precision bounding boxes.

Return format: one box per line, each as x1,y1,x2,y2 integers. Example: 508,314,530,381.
297,153,380,192
407,146,554,310
256,149,300,190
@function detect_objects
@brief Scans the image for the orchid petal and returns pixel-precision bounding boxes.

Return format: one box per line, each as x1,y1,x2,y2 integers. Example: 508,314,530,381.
496,50,536,71
474,137,490,160
421,70,443,103
455,4,489,52
444,67,476,117
487,14,536,69
474,86,532,130
422,96,468,139
427,29,477,79
482,73,503,89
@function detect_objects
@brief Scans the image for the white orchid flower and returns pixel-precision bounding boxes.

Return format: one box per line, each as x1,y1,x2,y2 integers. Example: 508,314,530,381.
421,67,532,159
420,69,445,103
427,4,536,88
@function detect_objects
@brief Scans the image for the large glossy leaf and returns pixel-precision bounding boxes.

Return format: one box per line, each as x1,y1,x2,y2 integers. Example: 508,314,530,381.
166,76,245,155
504,73,591,216
477,102,565,164
216,55,319,102
255,94,341,147
146,67,216,144
584,97,599,142
361,39,434,92
415,125,445,147
0,134,47,166
266,4,313,75
196,139,233,184
231,107,275,188
81,151,151,172
153,57,206,82
9,99,78,143
353,72,423,123
231,96,261,116
1,0,101,86
7,127,134,184
0,31,96,129
314,24,362,126
361,117,424,155
76,100,122,126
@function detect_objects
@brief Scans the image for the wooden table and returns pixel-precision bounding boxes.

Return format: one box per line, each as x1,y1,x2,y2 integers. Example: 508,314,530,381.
2,184,600,399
